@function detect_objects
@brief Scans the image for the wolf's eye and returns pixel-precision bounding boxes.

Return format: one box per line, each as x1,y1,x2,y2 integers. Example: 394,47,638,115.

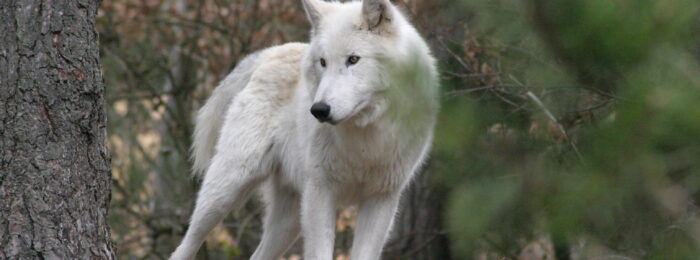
347,55,361,65
320,58,327,68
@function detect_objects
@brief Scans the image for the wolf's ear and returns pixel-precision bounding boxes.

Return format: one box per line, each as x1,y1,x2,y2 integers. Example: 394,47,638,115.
302,0,329,32
362,0,393,31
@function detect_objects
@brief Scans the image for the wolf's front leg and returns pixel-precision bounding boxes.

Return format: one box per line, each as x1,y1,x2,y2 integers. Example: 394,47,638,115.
350,194,401,260
301,182,337,260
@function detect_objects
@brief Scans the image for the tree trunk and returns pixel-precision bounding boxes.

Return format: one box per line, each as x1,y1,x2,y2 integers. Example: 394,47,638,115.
0,0,114,259
383,167,453,260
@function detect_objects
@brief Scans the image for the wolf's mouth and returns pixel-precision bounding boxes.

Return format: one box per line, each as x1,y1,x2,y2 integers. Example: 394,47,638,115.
315,116,339,125
316,117,338,125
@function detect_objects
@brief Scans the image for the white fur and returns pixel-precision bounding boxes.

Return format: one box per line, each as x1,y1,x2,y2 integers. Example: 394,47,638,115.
171,0,439,259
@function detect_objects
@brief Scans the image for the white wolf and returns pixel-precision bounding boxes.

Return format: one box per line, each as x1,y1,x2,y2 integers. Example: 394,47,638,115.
170,0,438,259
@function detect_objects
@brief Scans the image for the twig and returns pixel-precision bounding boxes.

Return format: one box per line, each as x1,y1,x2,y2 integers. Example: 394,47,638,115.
438,38,471,71
567,100,613,114
445,86,497,97
444,71,498,79
526,91,584,161
490,88,522,108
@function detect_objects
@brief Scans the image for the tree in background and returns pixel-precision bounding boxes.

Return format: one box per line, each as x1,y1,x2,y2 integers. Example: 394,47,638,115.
0,0,114,258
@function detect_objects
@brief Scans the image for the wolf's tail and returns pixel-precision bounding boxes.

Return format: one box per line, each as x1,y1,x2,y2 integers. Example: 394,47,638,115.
191,52,261,178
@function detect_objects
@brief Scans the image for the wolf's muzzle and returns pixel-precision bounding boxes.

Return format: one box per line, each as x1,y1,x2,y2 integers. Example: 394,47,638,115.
310,102,332,122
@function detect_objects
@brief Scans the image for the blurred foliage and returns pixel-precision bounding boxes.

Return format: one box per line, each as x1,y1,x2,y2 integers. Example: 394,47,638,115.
99,0,700,259
439,0,700,259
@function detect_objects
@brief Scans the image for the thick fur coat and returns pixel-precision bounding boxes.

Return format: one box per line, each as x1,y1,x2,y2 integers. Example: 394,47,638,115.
171,0,439,259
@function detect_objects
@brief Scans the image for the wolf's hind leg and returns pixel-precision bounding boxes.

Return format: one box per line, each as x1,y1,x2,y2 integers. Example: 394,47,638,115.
170,157,266,260
250,180,302,260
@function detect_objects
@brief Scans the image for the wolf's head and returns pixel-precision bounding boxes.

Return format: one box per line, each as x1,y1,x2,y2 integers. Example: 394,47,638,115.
301,0,402,126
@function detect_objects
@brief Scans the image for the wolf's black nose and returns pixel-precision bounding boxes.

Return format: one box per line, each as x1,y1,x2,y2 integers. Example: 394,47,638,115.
310,102,331,122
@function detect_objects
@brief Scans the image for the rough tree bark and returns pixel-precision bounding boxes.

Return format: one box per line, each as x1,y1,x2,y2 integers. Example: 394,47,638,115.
0,0,114,259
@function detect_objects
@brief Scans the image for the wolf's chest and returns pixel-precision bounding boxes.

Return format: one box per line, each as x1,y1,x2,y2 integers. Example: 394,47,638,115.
320,134,412,195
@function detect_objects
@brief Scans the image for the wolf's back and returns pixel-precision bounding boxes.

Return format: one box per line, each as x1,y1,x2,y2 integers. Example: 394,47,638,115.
191,52,261,178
